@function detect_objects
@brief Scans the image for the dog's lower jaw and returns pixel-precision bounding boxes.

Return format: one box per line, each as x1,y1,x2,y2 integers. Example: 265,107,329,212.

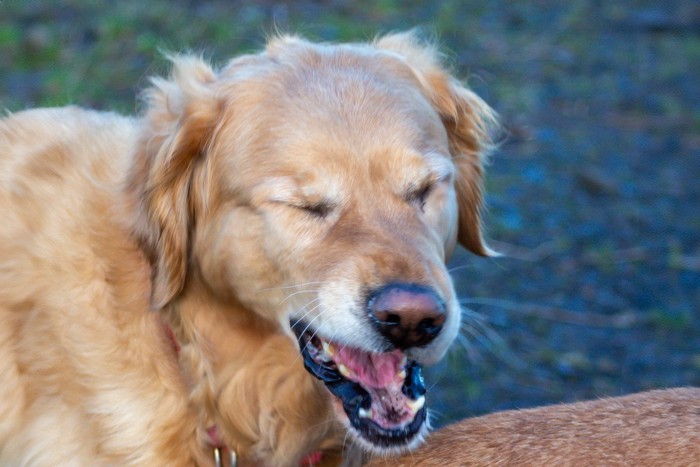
325,391,431,454
348,420,430,458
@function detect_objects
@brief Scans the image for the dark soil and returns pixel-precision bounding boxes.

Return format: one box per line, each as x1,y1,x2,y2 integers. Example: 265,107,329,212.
2,0,698,428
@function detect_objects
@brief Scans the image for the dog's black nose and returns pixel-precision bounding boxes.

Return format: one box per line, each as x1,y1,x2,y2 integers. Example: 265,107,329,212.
368,283,446,349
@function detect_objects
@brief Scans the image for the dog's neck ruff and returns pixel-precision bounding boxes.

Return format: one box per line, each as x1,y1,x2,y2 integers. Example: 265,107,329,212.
161,319,236,465
160,320,324,466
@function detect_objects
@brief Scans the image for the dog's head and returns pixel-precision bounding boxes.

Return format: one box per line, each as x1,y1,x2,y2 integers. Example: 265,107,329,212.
130,32,496,455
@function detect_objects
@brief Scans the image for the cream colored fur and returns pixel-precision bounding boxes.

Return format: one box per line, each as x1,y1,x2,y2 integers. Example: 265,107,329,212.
0,33,495,465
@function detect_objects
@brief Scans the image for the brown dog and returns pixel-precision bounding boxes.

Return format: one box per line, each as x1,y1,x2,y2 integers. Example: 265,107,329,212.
366,388,700,466
0,32,496,465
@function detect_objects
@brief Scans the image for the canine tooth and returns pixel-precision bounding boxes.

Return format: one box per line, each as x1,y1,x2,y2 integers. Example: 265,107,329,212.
398,369,407,380
322,341,334,357
407,395,426,413
338,364,352,378
358,407,373,418
400,355,408,368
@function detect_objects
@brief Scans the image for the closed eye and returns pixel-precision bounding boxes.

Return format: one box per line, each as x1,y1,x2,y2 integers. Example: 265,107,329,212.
407,183,434,212
296,202,333,218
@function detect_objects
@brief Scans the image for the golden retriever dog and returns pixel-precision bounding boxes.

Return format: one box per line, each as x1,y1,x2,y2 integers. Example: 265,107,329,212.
0,32,496,466
367,387,700,466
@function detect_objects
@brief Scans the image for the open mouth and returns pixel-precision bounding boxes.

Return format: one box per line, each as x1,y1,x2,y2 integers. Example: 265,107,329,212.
291,321,427,450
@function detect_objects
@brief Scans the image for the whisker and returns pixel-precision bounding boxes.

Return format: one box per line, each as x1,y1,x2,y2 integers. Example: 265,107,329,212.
428,408,446,424
304,306,338,354
304,417,339,431
459,297,519,308
325,329,341,350
447,263,474,274
305,323,326,349
454,333,481,363
460,305,489,319
341,429,352,456
459,319,499,355
459,307,527,370
290,304,328,366
277,289,318,307
460,297,637,328
258,280,330,292
459,306,501,351
298,303,325,338
289,298,321,328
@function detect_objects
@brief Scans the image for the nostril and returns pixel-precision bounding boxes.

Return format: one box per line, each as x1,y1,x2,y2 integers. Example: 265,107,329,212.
385,313,401,325
418,317,440,334
371,309,402,326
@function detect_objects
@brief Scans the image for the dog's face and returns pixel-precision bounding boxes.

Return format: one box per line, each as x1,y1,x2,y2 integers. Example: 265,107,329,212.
133,33,495,455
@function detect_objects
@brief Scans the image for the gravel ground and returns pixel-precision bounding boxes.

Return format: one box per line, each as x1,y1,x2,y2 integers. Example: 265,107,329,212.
2,0,698,427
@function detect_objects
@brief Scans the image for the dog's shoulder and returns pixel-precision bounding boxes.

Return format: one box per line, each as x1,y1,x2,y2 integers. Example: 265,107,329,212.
0,106,141,296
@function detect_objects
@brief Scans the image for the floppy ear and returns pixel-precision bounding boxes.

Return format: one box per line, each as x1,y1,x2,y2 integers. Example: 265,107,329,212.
376,32,499,256
128,55,222,309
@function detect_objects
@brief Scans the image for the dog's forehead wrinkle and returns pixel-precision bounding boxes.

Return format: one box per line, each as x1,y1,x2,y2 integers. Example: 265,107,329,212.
220,59,452,203
251,173,347,209
364,150,449,198
256,147,449,212
249,150,449,213
424,152,455,180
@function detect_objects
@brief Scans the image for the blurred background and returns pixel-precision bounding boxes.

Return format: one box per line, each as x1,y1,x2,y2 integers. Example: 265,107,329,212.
2,0,698,427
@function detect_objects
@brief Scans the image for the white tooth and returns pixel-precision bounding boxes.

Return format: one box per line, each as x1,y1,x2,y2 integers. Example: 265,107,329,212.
358,407,373,418
397,369,407,380
407,395,426,413
400,355,408,368
338,364,352,378
322,341,335,357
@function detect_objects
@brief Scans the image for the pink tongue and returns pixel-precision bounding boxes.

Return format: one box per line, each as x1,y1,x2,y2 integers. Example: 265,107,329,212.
334,347,404,388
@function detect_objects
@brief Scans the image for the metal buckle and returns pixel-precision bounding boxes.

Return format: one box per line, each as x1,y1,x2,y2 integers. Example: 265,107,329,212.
213,446,237,467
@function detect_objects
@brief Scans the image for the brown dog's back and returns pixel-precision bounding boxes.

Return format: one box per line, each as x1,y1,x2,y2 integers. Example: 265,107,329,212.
368,388,700,466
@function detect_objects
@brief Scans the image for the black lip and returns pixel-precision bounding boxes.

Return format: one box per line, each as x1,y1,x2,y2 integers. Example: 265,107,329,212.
402,361,426,399
358,406,427,448
291,320,427,447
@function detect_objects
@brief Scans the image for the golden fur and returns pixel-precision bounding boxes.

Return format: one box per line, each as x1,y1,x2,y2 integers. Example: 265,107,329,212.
0,33,495,465
366,387,700,466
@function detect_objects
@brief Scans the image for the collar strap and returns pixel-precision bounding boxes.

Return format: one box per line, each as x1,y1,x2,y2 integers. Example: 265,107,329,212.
161,320,181,355
301,450,324,466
